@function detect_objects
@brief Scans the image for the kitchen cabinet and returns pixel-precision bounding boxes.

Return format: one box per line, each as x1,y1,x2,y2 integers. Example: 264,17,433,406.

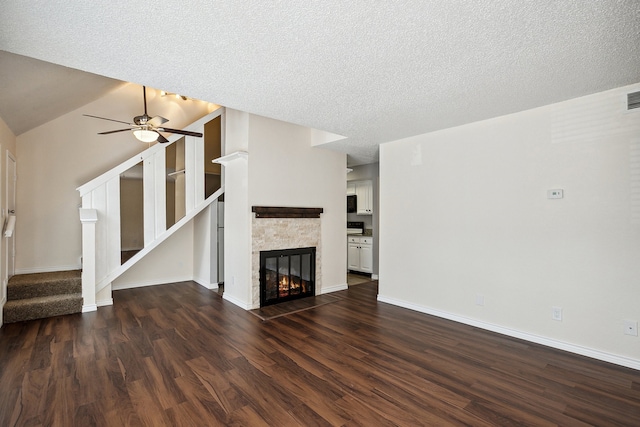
346,181,356,195
348,180,373,215
347,236,373,273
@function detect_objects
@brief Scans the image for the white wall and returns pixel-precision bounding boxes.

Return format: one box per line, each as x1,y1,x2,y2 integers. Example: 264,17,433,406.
0,117,17,155
15,83,212,273
112,221,194,290
248,114,347,295
379,83,640,369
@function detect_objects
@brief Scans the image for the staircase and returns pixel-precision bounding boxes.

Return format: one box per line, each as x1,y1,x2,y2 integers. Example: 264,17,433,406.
77,108,225,311
0,108,225,324
3,270,82,323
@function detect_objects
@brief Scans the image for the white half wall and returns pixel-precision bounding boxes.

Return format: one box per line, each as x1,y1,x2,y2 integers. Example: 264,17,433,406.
379,83,640,369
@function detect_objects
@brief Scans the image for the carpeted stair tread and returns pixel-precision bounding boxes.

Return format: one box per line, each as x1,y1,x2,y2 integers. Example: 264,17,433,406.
8,270,81,300
4,270,83,323
3,293,83,323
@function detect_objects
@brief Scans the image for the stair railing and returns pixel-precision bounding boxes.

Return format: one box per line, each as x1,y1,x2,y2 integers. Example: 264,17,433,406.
77,107,225,311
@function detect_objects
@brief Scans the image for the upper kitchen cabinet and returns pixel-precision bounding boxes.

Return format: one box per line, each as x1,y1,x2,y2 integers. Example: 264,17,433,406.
347,181,356,196
349,179,373,215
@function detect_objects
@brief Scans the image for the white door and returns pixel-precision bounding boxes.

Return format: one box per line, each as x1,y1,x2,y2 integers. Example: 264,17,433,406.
6,153,16,279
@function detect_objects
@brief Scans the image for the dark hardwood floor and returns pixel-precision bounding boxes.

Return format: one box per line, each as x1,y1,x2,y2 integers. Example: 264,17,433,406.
1,280,638,426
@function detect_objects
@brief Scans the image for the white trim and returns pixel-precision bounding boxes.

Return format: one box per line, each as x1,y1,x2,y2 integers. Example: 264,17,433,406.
320,283,348,294
15,264,81,275
5,151,16,282
193,277,219,291
82,304,98,313
372,274,379,280
377,294,640,371
97,298,113,307
223,293,252,310
0,295,6,328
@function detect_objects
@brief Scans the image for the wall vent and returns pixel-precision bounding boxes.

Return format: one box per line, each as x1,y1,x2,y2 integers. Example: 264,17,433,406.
628,91,640,110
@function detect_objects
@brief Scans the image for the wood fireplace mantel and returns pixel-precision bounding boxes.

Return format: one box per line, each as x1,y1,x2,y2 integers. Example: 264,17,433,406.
251,206,323,218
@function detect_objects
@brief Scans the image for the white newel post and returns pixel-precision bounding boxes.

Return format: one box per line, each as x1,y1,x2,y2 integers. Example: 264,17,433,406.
79,208,98,312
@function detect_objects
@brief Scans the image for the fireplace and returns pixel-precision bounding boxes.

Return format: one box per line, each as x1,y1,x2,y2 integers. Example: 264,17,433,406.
260,247,316,307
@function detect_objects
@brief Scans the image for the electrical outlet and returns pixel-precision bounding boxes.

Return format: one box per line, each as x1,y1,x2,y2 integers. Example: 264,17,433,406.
552,306,563,321
624,320,638,336
475,294,484,306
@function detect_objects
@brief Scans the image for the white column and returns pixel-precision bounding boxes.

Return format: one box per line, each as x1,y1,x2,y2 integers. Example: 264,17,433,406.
79,208,98,312
153,149,167,238
143,155,156,246
185,136,197,212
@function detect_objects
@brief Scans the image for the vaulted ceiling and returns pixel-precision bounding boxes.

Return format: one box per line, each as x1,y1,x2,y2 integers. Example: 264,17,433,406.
1,1,639,165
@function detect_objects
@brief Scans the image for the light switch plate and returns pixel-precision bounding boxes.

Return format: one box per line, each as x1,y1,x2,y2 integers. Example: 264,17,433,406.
547,189,564,199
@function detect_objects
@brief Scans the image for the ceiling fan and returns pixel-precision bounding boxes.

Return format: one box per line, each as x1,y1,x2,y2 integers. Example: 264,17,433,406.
84,86,203,143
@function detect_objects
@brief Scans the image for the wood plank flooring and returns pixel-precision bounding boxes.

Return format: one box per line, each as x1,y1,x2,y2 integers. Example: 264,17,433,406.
1,280,639,426
249,294,343,321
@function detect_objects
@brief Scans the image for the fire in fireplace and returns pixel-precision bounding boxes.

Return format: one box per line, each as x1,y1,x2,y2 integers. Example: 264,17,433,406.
260,247,315,306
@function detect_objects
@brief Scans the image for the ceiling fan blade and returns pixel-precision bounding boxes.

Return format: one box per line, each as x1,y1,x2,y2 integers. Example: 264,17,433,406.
157,127,203,138
156,134,169,143
148,116,169,127
98,128,134,135
84,114,133,125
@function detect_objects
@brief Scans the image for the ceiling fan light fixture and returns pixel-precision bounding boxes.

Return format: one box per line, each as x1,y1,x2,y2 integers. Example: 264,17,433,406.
133,129,158,142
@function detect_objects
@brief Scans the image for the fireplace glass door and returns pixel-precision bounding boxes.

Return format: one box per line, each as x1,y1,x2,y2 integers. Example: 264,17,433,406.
260,247,315,306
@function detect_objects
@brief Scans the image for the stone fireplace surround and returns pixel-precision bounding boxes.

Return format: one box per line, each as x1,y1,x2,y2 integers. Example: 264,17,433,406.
251,207,322,309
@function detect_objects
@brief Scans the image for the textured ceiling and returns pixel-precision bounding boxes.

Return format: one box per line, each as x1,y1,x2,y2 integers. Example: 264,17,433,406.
1,1,639,165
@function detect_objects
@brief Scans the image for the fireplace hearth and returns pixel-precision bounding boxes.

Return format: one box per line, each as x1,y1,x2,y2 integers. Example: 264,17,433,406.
260,247,316,307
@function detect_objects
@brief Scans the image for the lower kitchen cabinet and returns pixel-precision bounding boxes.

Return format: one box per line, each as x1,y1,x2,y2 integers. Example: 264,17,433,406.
347,236,373,274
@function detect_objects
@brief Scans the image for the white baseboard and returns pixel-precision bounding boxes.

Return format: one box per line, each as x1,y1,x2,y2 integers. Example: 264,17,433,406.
372,274,379,280
97,298,113,307
223,293,252,310
82,304,98,313
15,264,82,274
321,283,348,294
193,277,219,291
377,294,640,371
